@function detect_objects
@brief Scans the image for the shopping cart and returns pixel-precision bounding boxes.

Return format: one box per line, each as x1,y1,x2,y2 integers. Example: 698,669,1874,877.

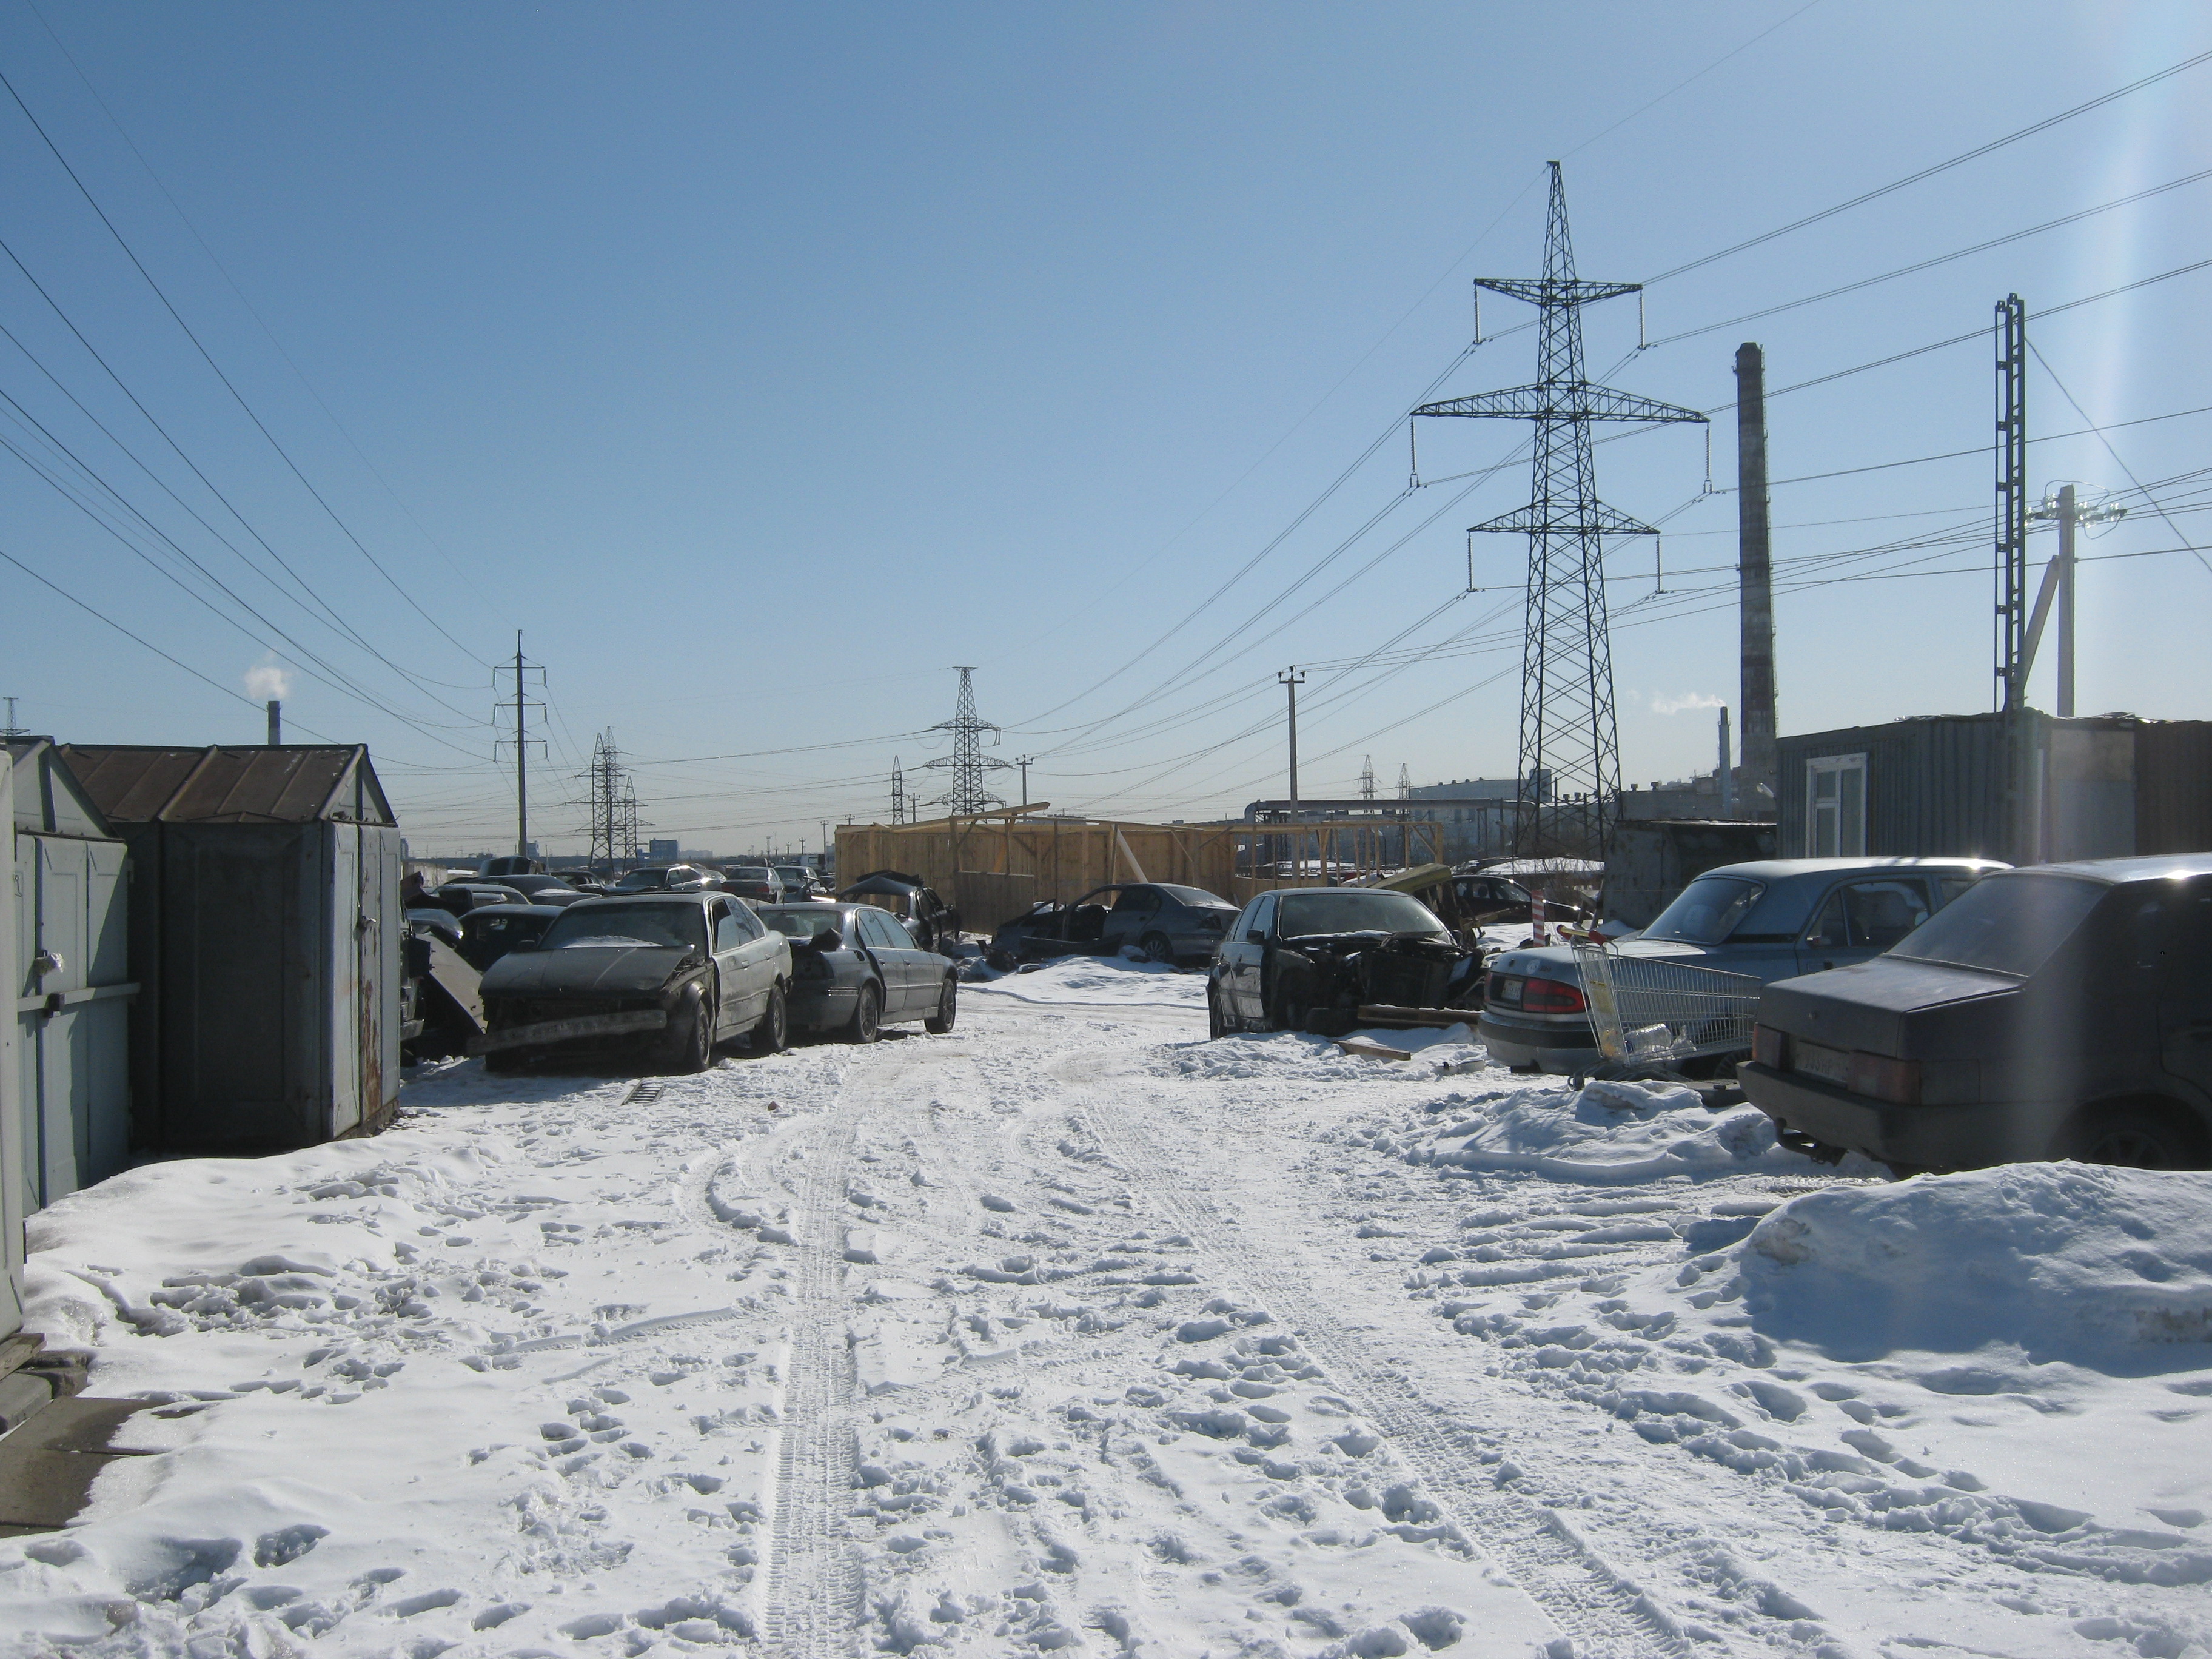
1571,940,1765,1081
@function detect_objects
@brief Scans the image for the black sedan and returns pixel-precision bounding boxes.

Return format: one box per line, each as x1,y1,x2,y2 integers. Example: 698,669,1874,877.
988,882,1238,969
1741,854,2212,1171
760,902,958,1042
473,892,792,1073
1208,886,1483,1037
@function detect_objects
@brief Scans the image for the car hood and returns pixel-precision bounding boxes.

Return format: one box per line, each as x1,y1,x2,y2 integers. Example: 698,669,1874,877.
1758,957,2019,1055
480,945,699,999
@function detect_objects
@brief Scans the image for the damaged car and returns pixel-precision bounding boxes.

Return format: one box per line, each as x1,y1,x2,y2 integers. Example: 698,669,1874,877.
988,882,1239,968
1206,887,1484,1039
472,891,791,1073
839,870,959,952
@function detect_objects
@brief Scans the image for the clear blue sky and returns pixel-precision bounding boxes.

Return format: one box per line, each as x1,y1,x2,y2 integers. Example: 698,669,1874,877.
2,1,2208,856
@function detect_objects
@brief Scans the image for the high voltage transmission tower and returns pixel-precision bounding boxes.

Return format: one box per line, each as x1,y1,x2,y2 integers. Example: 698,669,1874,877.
1415,162,1706,857
1396,764,1412,801
580,730,644,877
922,667,1011,814
1359,756,1377,801
888,757,909,825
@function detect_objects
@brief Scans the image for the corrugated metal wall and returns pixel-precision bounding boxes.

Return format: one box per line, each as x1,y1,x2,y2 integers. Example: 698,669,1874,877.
1778,716,2012,860
2136,723,2212,855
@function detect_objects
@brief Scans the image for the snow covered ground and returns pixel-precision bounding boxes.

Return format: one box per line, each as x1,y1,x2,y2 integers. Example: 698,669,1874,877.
4,959,2210,1659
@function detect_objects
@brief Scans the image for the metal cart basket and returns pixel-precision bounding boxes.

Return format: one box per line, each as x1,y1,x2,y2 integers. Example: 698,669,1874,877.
1572,940,1764,1078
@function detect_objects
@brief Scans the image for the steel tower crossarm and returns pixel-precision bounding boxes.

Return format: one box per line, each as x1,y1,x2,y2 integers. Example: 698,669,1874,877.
1413,381,1704,424
1473,275,1640,308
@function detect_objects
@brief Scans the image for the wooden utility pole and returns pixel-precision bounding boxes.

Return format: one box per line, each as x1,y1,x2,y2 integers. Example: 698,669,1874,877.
1279,667,1305,876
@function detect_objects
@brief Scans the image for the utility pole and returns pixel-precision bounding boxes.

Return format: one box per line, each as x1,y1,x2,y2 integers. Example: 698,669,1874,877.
494,632,545,860
1280,667,1305,874
2023,483,2125,717
1734,343,1777,807
1995,297,2030,712
1016,756,1034,806
1415,163,1706,858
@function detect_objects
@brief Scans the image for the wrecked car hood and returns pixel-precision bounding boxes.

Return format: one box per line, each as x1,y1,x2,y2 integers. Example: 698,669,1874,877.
480,945,696,999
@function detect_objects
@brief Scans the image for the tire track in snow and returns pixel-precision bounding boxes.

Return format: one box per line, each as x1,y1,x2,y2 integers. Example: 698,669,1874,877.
1077,1081,1703,1659
760,1045,943,1659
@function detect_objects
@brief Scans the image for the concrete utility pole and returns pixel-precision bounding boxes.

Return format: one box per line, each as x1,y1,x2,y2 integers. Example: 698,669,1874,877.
2023,483,2125,717
1734,343,1777,807
1280,667,1305,873
495,634,545,860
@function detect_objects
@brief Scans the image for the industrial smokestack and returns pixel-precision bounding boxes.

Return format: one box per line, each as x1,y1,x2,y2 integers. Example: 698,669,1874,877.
1735,343,1777,809
266,700,282,746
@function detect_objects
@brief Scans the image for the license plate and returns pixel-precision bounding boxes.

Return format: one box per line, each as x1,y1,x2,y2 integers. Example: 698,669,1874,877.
1793,1039,1851,1085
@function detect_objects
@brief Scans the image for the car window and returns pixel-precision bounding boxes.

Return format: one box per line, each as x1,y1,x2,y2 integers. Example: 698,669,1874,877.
858,909,903,950
1837,879,1930,950
761,907,843,941
1805,892,1848,950
1110,887,1160,914
1644,876,1767,944
1242,893,1278,939
715,905,743,951
1276,891,1445,939
1890,873,2105,977
1156,885,1225,907
540,903,708,953
1936,873,1982,908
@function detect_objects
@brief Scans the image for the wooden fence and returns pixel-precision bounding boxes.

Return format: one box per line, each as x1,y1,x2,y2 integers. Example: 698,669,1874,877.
834,810,1441,933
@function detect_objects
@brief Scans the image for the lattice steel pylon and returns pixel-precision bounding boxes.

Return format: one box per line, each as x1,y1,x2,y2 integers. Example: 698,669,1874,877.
1415,162,1705,856
579,729,645,876
1359,756,1377,802
922,666,1011,814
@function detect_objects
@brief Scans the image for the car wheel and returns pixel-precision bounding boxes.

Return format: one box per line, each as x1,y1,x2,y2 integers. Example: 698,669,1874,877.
755,985,791,1054
1207,985,1230,1041
925,977,958,1034
1140,931,1175,966
659,984,713,1075
845,983,882,1044
2055,1102,2207,1169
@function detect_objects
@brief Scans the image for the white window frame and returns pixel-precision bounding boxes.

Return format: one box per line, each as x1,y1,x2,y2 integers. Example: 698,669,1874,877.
1805,753,1868,858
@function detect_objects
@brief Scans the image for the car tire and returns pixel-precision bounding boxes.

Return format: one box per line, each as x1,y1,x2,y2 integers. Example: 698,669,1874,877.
2054,1101,2207,1170
1140,931,1175,966
754,985,791,1054
659,984,713,1075
1207,986,1230,1041
845,983,882,1045
925,977,957,1034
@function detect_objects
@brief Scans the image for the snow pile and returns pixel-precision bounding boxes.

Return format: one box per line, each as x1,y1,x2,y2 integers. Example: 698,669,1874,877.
1743,1163,2212,1370
965,953,1207,1008
1425,1078,1800,1184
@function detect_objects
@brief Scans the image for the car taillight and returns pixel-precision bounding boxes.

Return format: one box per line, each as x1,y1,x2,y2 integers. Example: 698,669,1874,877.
1847,1052,1920,1105
1521,977,1587,1015
1751,1024,1785,1068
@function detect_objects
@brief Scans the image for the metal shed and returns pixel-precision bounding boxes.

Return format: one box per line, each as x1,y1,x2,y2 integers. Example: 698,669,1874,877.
1777,712,2212,866
58,745,402,1153
8,740,135,1218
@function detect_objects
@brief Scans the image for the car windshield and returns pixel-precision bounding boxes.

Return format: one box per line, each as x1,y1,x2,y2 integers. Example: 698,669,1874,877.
1889,873,2105,977
1157,884,1227,907
1643,876,1767,944
774,868,806,883
1276,890,1444,939
614,870,666,890
538,903,707,952
759,907,845,940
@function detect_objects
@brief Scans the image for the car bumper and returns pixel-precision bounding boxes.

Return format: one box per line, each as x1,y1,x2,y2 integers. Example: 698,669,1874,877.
1476,1013,1599,1073
472,1008,667,1055
1737,1062,2060,1168
789,982,860,1031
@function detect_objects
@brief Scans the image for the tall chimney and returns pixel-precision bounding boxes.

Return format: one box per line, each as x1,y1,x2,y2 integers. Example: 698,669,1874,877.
266,700,282,746
1735,343,1777,809
1717,705,1734,818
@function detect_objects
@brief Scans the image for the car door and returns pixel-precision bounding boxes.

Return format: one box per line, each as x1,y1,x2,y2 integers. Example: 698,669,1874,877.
709,900,750,1034
860,907,921,1016
1104,886,1162,953
1221,893,1276,1023
1797,876,1935,974
2160,877,2212,1103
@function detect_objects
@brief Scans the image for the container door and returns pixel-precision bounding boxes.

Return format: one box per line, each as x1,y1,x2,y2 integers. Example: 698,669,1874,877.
33,838,86,1202
329,826,361,1136
356,830,398,1129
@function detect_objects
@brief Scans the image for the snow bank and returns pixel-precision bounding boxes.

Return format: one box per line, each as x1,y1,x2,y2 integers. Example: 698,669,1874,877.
1743,1163,2212,1372
1426,1078,1801,1184
965,953,1206,1008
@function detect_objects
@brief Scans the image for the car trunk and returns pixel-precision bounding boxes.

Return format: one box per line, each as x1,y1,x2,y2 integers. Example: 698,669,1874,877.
1758,959,2019,1059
